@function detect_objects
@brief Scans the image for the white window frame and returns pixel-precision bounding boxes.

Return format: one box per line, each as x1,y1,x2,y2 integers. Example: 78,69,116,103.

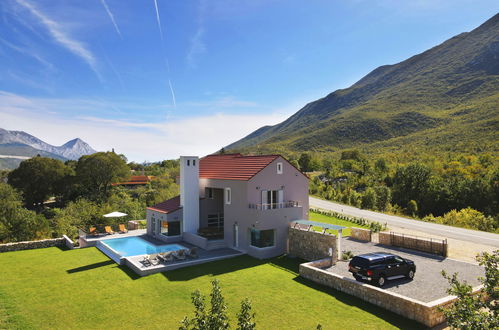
225,187,231,205
277,162,283,174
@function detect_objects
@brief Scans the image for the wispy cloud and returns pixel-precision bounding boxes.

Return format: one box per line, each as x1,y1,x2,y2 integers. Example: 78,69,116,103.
0,36,53,69
14,0,101,80
187,0,207,68
100,0,123,39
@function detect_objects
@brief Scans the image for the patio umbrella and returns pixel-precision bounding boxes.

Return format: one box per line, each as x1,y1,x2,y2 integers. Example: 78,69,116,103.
103,211,128,218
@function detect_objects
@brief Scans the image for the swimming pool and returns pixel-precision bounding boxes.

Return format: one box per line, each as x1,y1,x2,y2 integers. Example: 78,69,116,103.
100,236,186,257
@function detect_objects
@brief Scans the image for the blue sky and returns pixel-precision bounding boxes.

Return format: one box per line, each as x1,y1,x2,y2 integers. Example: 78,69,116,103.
0,0,497,161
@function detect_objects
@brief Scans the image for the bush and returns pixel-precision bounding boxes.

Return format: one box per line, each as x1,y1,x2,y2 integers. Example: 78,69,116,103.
423,208,497,232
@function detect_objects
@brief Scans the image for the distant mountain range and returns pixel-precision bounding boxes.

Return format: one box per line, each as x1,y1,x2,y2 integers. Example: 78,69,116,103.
226,14,499,157
0,128,96,169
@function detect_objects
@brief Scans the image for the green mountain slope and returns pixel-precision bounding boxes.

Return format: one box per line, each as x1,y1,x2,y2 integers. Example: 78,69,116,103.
226,14,499,157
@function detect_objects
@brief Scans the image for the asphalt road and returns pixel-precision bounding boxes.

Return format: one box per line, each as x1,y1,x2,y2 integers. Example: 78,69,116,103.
309,196,499,247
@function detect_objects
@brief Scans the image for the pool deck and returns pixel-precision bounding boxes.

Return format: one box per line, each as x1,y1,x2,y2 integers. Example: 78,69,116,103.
124,246,245,276
85,230,245,276
80,229,148,247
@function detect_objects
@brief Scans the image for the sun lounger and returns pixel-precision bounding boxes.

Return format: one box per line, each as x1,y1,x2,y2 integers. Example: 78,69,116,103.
173,249,187,261
104,226,114,235
89,226,99,236
141,253,160,267
119,224,128,233
186,247,198,259
158,251,174,263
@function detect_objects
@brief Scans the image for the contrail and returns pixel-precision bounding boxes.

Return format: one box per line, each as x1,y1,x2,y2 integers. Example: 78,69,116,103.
153,0,164,42
100,0,122,39
152,0,176,109
168,78,176,108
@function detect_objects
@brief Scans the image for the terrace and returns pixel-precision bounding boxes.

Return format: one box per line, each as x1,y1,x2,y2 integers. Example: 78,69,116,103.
79,227,243,276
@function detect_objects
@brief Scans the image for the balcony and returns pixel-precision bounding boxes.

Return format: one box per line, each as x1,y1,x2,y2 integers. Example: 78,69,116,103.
248,201,301,210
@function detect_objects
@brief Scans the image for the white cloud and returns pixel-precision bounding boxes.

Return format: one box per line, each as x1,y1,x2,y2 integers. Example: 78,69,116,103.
0,91,292,162
14,0,100,80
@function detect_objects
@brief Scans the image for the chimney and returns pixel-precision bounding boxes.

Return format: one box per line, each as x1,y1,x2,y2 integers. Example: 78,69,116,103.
180,156,200,234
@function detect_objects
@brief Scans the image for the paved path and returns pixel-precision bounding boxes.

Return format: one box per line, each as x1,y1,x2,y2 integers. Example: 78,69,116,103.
310,196,499,247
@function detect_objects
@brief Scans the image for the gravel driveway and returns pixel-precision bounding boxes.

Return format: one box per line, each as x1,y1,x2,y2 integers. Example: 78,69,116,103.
325,238,484,303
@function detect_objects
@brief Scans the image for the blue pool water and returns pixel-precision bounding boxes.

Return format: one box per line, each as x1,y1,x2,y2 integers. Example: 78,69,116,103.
101,236,186,257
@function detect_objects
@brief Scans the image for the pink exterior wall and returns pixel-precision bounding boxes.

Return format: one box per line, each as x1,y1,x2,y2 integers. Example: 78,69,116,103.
248,156,309,219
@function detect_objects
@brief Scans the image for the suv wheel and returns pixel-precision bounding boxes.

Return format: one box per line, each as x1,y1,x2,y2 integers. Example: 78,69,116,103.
406,269,415,280
375,275,386,287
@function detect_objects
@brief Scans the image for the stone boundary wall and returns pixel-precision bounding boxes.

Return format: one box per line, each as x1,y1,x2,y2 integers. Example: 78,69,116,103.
0,237,65,253
379,232,447,257
350,228,372,242
379,232,391,245
300,259,482,328
288,226,337,261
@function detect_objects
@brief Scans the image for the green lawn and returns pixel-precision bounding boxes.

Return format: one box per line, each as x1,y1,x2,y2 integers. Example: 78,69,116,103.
309,211,370,237
0,247,422,329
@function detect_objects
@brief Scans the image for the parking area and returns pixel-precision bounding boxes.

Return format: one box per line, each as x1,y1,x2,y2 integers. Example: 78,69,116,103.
326,237,484,303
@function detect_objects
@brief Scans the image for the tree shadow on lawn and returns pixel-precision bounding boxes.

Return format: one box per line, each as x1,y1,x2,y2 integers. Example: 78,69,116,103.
269,256,426,329
162,255,265,281
66,260,115,274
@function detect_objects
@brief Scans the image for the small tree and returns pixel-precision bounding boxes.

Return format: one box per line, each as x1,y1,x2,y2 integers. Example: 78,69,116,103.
440,250,498,329
406,200,418,217
237,298,256,330
180,279,256,330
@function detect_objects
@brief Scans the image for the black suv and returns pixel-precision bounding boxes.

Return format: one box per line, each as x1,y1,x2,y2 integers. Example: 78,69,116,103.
348,252,416,287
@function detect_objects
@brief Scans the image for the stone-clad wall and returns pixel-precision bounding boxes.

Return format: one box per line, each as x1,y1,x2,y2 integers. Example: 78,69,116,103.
350,228,372,242
378,232,391,245
299,259,482,328
379,232,447,256
0,238,65,253
288,227,337,261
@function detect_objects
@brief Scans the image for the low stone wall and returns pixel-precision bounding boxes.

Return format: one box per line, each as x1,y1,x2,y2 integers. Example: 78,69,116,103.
379,232,448,256
288,226,337,261
350,228,372,242
0,238,65,253
379,232,391,245
300,259,482,328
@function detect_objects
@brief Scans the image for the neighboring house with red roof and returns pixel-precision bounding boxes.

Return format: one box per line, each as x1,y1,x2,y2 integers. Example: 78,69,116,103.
146,154,309,259
112,175,155,188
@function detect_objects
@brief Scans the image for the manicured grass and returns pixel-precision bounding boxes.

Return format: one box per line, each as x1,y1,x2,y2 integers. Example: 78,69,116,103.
309,211,370,237
0,247,423,329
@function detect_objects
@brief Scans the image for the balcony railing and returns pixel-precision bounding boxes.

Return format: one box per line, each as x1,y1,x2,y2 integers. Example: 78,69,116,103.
248,201,301,210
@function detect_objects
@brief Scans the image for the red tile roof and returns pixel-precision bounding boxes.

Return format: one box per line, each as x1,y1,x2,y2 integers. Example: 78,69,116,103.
147,196,181,214
113,175,155,186
199,154,280,181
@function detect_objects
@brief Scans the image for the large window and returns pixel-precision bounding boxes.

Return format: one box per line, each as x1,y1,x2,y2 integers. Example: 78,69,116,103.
160,220,181,236
250,228,275,248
